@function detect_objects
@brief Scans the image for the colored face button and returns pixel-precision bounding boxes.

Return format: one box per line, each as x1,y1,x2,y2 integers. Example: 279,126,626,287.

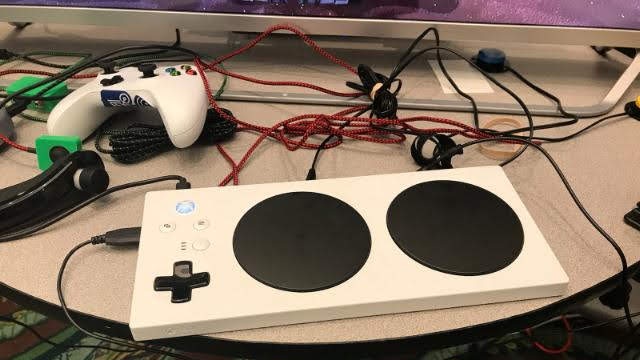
176,200,196,215
180,65,192,70
186,69,197,75
170,70,181,76
165,67,176,73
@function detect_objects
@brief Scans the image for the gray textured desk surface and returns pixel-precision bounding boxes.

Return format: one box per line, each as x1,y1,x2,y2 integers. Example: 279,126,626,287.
0,24,639,344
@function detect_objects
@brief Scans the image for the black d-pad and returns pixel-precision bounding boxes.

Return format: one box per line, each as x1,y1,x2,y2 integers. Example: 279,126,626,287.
154,261,210,303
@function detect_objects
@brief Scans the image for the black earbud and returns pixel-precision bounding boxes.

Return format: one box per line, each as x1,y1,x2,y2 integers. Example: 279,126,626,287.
0,150,111,235
74,167,110,194
624,96,640,121
411,134,463,170
71,150,110,194
346,64,400,119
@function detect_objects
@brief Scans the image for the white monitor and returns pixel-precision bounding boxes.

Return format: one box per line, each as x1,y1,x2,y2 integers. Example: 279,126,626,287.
1,1,639,47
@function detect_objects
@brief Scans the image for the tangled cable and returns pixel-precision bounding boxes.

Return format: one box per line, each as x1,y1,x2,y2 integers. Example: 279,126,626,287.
95,109,237,164
190,24,508,185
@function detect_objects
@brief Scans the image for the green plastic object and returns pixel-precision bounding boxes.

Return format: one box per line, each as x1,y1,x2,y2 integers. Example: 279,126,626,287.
6,76,69,113
35,135,82,170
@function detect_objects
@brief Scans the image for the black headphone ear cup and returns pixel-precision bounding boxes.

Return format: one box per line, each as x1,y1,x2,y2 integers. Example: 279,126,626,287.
74,166,110,194
431,134,458,169
77,150,105,168
411,134,461,170
410,136,431,167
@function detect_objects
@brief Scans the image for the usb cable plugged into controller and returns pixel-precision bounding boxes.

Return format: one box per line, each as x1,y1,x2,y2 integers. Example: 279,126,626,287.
90,227,141,246
58,226,197,360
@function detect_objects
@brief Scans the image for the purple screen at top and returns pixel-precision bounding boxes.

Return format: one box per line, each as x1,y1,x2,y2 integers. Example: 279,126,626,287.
2,0,640,30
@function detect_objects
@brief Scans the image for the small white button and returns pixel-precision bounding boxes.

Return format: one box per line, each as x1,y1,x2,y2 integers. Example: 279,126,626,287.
193,219,210,231
159,222,176,233
192,238,210,251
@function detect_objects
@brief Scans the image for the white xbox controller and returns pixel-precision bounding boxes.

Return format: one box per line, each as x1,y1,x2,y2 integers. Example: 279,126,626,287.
47,63,209,148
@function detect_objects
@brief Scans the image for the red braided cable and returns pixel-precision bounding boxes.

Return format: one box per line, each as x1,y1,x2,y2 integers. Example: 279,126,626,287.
0,133,34,153
201,63,361,98
200,23,362,98
194,58,493,186
216,144,240,185
211,24,357,74
525,316,574,355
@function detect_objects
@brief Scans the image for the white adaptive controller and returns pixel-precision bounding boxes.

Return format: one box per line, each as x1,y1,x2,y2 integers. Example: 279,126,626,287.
47,63,209,148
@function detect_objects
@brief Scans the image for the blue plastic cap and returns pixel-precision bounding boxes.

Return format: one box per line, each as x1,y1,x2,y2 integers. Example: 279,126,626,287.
477,48,506,65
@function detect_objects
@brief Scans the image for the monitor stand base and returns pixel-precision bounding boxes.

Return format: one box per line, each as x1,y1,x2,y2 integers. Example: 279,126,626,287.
218,49,640,118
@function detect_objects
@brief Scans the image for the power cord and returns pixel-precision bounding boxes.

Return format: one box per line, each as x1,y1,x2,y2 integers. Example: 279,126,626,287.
0,175,190,242
486,66,634,142
428,136,635,337
57,229,196,360
372,27,536,165
497,112,629,143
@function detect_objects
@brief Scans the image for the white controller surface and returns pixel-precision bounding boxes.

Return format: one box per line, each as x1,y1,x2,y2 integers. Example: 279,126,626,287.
47,64,208,148
130,167,568,341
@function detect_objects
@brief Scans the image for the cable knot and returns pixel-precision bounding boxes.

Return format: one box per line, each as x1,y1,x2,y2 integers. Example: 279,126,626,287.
347,64,400,119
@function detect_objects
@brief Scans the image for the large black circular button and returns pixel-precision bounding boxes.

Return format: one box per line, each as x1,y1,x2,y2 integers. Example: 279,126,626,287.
233,192,371,292
387,181,524,276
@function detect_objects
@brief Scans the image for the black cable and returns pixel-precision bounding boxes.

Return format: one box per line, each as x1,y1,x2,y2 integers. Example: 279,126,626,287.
383,41,536,165
0,34,199,110
572,312,640,332
385,31,626,148
0,49,88,69
382,28,481,127
0,43,199,116
312,27,535,177
0,175,190,242
624,303,635,330
57,240,195,360
18,55,77,69
471,59,628,141
0,315,136,353
306,106,372,180
117,56,197,69
0,29,199,114
431,47,534,165
506,66,578,120
13,93,69,101
489,112,628,143
612,321,640,360
430,136,633,330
